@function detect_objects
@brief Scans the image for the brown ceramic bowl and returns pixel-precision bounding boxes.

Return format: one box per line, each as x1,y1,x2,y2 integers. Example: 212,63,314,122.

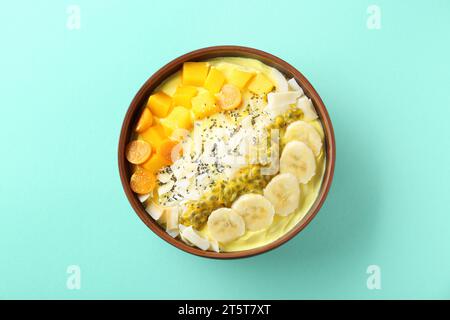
118,46,335,259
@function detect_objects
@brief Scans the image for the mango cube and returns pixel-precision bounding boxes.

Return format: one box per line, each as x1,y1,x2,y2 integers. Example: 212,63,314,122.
141,153,170,173
182,62,210,86
161,106,193,135
191,91,220,120
204,68,225,94
247,73,274,95
147,92,172,118
172,86,198,108
139,123,167,150
135,108,153,133
227,69,254,89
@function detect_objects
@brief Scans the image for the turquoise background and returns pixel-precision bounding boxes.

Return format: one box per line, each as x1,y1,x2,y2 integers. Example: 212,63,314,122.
0,0,449,299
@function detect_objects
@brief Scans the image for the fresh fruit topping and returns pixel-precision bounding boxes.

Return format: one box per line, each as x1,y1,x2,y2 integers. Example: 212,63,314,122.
135,108,153,133
141,153,170,173
157,139,182,164
165,206,180,235
138,193,151,203
180,226,210,250
191,91,220,119
284,120,322,156
247,73,274,95
216,84,242,111
204,68,226,94
207,208,245,243
209,238,220,252
125,140,152,165
146,201,165,220
270,67,288,92
280,141,316,184
140,123,167,150
227,69,254,89
147,92,172,118
287,78,304,96
265,91,301,117
172,86,198,108
182,62,210,86
180,166,271,230
130,168,156,194
268,91,301,107
296,97,318,121
231,194,275,231
161,106,193,135
263,173,301,216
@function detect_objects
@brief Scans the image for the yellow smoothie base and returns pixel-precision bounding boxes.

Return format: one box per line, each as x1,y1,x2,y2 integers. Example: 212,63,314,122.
154,57,326,252
217,136,325,252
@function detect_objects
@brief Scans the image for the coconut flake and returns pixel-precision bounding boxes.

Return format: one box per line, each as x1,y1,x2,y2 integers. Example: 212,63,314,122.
270,68,289,92
287,78,304,96
179,224,191,244
265,91,301,118
157,172,172,184
138,193,151,203
158,180,174,196
224,167,239,179
227,130,245,151
196,173,211,187
267,91,301,107
185,189,201,201
184,162,198,179
165,206,179,232
146,202,165,220
209,239,220,253
181,226,210,251
167,229,179,238
297,96,318,121
240,116,253,129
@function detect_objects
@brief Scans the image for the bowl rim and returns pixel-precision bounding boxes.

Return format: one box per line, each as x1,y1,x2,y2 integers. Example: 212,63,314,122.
118,45,336,259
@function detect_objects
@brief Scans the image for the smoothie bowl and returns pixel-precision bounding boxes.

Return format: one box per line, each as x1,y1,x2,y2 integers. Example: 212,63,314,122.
118,46,335,258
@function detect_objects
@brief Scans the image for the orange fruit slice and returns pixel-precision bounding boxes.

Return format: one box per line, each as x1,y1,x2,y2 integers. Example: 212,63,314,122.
126,140,152,165
216,84,242,110
157,139,182,164
130,169,156,194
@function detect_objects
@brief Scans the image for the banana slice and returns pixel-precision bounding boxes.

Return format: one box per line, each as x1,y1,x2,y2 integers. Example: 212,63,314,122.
284,120,322,156
207,208,245,243
264,173,301,216
231,194,275,231
280,141,316,184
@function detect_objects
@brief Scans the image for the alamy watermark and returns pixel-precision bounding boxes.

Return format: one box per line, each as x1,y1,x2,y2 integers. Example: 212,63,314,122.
66,5,81,30
366,265,381,290
367,5,381,30
66,265,81,290
168,125,280,177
